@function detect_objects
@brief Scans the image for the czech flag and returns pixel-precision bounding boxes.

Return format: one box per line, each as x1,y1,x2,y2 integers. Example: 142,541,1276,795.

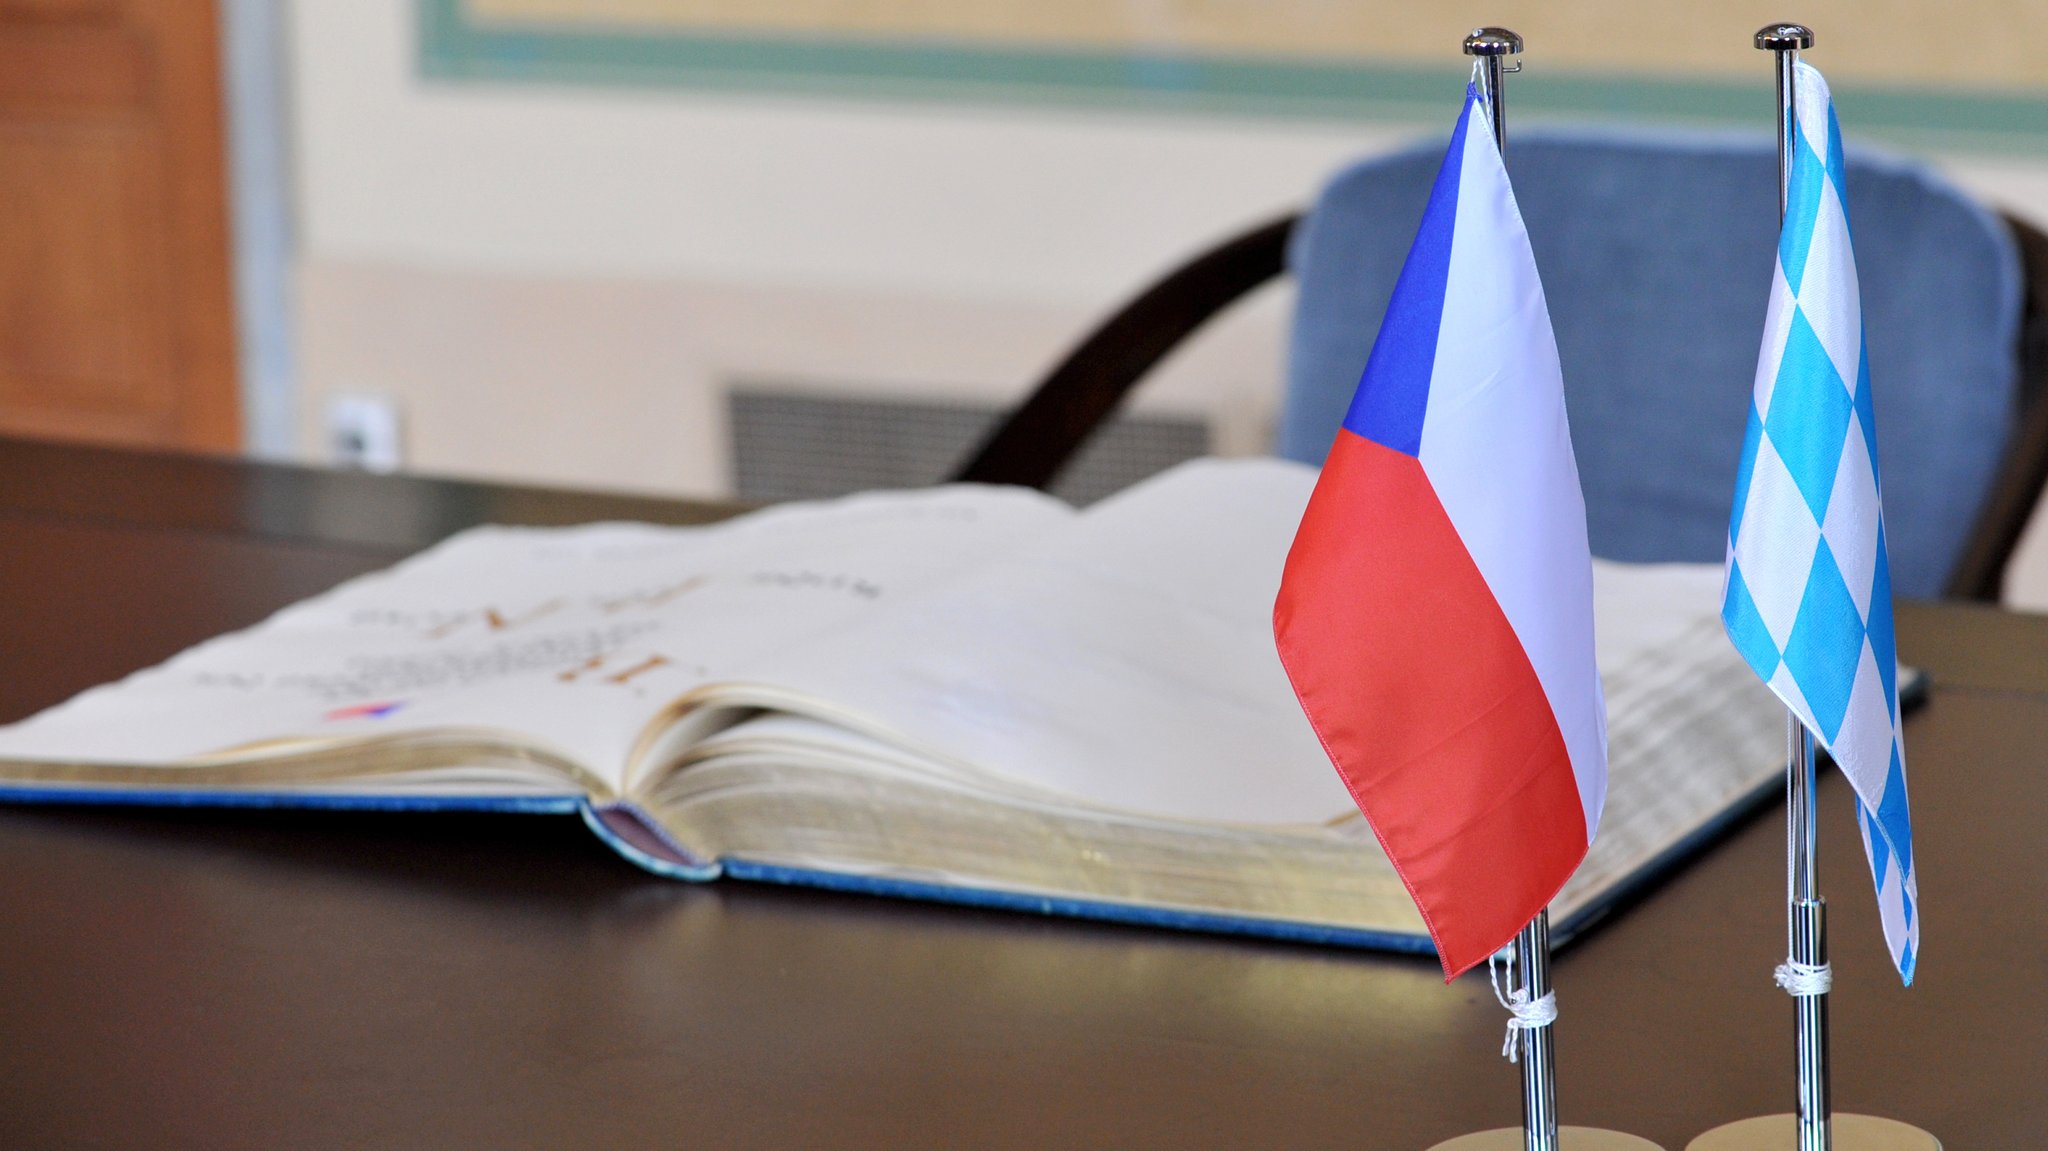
1274,85,1607,980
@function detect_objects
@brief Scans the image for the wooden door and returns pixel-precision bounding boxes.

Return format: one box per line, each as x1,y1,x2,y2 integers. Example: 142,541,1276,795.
0,0,237,452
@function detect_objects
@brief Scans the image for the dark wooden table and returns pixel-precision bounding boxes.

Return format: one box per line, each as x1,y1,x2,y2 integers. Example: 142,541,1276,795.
0,437,2040,1150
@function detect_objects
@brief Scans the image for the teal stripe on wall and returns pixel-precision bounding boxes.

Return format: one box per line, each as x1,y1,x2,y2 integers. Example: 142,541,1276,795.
418,0,2048,153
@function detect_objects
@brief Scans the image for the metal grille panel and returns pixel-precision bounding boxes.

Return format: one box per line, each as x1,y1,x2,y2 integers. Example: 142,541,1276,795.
729,388,1211,506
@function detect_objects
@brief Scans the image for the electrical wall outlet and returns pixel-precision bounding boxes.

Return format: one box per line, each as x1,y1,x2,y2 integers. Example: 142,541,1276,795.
325,394,404,472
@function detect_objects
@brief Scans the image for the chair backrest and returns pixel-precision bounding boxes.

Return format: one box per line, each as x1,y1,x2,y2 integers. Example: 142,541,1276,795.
1280,126,2025,600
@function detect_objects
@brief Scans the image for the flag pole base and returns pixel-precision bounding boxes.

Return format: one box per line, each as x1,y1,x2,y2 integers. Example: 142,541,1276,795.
1426,1127,1665,1150
1686,1114,1939,1150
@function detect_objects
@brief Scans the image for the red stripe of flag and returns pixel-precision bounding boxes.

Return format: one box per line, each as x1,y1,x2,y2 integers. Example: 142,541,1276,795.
1274,430,1588,978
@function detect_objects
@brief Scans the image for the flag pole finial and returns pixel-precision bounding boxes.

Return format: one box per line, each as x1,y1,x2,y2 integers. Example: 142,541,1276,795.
1463,26,1523,57
1462,28,1521,157
1754,23,1814,51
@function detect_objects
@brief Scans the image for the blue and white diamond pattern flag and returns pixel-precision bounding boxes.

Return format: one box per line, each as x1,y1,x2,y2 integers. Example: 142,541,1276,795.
1722,60,1918,984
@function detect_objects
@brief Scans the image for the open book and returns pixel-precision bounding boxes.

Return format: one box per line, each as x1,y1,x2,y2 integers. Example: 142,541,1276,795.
0,459,1785,953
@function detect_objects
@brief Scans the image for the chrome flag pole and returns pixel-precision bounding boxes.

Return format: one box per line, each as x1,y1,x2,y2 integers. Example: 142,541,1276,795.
1470,36,1561,1151
1423,28,1662,1151
1512,912,1559,1150
1472,39,1563,1148
1686,24,1937,1151
1765,29,1836,1151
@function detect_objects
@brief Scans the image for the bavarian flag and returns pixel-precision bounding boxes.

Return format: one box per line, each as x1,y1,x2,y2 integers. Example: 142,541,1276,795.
1274,83,1606,980
1722,61,1918,983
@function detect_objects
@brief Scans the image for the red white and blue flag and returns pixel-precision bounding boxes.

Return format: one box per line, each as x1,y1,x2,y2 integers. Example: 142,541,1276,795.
1274,85,1607,980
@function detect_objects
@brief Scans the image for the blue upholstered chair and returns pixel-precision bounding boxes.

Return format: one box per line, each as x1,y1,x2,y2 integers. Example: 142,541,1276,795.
955,125,2048,601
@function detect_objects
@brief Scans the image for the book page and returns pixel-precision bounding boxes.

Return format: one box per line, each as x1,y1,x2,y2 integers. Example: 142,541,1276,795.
715,458,1773,829
710,459,1346,824
1557,604,1784,912
0,485,1071,794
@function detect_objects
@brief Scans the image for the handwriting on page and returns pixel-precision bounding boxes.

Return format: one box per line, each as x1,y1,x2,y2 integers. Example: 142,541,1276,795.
177,562,908,710
342,572,875,642
193,621,665,702
354,576,711,639
176,558,918,715
556,652,673,686
745,571,881,599
424,598,565,639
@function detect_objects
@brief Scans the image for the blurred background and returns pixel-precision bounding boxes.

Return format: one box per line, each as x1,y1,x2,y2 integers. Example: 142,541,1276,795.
11,1,2048,597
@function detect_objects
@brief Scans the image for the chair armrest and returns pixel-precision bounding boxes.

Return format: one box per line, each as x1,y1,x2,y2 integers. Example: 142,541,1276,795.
949,213,1298,490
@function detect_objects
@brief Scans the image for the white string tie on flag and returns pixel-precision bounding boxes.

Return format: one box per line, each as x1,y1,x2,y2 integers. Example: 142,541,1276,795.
1487,950,1557,1063
1774,959,1833,997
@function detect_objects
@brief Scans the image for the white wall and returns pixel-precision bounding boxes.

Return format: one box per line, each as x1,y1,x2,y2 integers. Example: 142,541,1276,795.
294,3,1408,301
289,0,1413,495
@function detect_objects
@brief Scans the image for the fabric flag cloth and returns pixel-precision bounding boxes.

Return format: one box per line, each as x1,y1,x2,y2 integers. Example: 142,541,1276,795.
1273,84,1607,981
1722,61,1919,984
